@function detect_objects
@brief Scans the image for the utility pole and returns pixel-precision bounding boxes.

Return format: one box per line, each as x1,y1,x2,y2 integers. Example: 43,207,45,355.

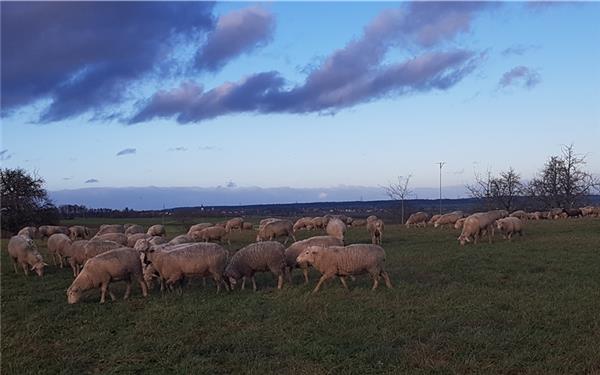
435,162,446,215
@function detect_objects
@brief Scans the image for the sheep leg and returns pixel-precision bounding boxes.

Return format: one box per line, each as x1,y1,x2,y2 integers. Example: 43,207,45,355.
69,260,77,277
138,277,148,297
303,268,309,284
285,267,293,283
11,258,18,274
371,274,380,291
277,274,283,290
123,281,132,300
22,263,29,276
59,254,65,268
252,276,257,292
508,232,513,241
313,273,334,293
100,283,108,303
382,271,393,289
339,276,349,290
241,277,246,291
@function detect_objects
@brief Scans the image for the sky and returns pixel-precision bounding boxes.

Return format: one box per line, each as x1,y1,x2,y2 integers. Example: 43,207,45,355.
1,1,599,207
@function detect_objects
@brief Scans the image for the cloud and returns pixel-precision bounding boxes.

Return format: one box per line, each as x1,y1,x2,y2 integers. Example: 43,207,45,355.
0,149,12,161
501,44,539,57
226,181,237,188
131,3,488,124
85,178,99,183
499,66,541,89
199,145,218,151
116,148,136,156
168,147,187,152
318,192,328,199
62,177,72,181
1,2,214,121
195,6,275,72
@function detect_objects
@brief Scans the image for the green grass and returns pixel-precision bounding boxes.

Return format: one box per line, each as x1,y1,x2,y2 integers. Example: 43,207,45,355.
2,218,600,374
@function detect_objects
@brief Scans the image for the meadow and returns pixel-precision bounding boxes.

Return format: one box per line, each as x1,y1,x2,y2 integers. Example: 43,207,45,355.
1,217,599,374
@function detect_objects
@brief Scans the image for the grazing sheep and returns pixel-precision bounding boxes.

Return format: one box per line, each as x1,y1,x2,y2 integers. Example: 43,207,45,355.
224,241,286,291
564,208,582,218
17,226,38,239
92,233,128,246
187,223,213,236
47,233,72,267
310,217,327,230
96,224,125,236
458,210,508,245
454,218,466,230
141,242,229,293
548,208,564,220
168,234,196,245
284,236,343,284
242,222,254,230
527,212,542,220
256,220,296,244
367,219,384,245
293,217,314,232
434,211,465,228
350,219,367,227
428,214,442,225
148,236,168,246
147,224,166,237
38,225,70,239
405,212,430,228
225,217,244,232
580,206,594,217
214,222,227,228
296,244,392,293
7,235,47,276
126,233,150,247
67,248,148,304
326,218,346,242
509,210,528,220
496,217,523,241
62,240,89,277
197,226,229,245
83,240,123,262
69,225,90,240
124,224,145,236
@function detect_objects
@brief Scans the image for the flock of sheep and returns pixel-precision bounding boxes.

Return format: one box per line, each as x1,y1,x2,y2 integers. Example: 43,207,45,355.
6,215,389,303
6,205,598,304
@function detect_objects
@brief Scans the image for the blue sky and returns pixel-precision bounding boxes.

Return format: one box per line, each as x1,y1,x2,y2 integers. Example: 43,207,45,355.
1,2,599,205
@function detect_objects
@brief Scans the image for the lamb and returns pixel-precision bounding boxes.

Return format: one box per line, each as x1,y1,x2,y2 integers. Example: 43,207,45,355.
296,244,392,293
197,226,229,245
140,242,229,293
124,224,145,236
326,218,346,242
225,217,244,232
67,248,148,304
284,236,343,284
147,224,166,237
458,210,508,245
496,217,523,241
405,212,430,228
96,224,124,236
126,233,150,247
293,217,314,232
454,218,466,230
224,241,286,291
187,223,213,236
256,220,296,244
509,210,528,220
47,233,72,267
92,233,128,246
434,211,465,228
17,226,38,239
69,225,90,240
367,218,384,245
168,234,196,245
83,240,123,262
7,235,47,276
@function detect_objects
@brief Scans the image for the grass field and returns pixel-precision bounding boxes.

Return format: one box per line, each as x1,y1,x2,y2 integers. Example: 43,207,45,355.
2,217,600,374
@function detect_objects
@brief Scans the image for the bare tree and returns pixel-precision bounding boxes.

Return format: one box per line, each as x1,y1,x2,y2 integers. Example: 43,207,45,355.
382,175,413,223
467,168,523,211
529,144,599,208
466,169,494,209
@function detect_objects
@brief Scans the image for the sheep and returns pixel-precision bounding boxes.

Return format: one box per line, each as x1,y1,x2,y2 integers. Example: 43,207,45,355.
496,217,523,241
458,210,508,245
197,226,229,245
242,222,254,230
509,210,528,220
224,241,286,291
256,220,296,244
580,206,595,217
527,212,542,220
405,212,430,228
148,236,168,246
140,242,229,293
367,218,384,245
47,233,72,267
187,223,213,236
259,218,282,231
293,217,314,232
454,218,466,230
168,234,196,245
124,224,145,236
66,248,148,304
7,235,47,276
284,236,343,284
62,240,89,277
225,217,244,232
69,225,90,240
350,219,367,227
147,224,166,237
564,208,582,218
366,215,378,223
428,214,442,225
83,240,123,262
92,233,128,246
96,224,124,236
548,208,564,220
326,218,346,242
310,217,327,230
296,244,392,293
126,233,150,247
333,215,353,226
434,211,465,228
17,226,38,239
38,225,70,239
214,222,227,228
